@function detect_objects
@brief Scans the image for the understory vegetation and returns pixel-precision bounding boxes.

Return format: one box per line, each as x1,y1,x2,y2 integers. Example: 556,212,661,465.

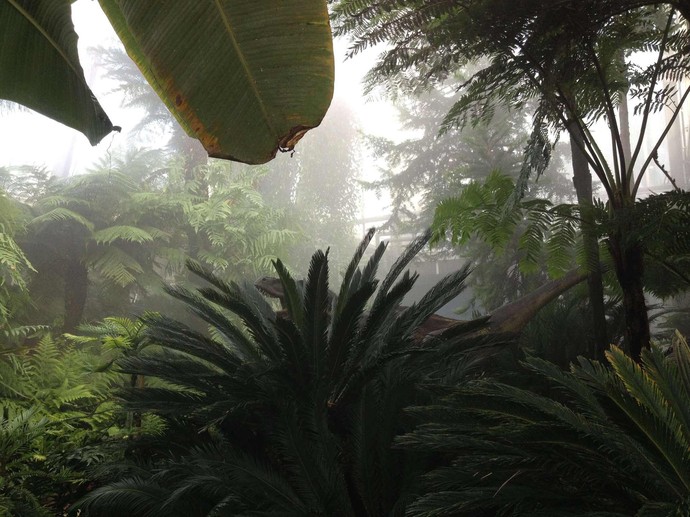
0,229,688,515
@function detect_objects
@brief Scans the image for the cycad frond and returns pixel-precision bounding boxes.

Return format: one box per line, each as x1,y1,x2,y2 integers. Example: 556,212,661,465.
77,477,170,516
273,258,305,327
373,228,430,308
302,249,331,381
401,341,690,515
335,226,376,314
84,228,489,515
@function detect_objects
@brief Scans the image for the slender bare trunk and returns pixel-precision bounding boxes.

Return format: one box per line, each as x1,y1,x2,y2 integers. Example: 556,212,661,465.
619,94,632,164
617,89,651,360
128,373,145,429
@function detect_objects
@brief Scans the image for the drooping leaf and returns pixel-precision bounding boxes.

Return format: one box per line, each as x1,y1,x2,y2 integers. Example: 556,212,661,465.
0,1,114,144
98,1,335,164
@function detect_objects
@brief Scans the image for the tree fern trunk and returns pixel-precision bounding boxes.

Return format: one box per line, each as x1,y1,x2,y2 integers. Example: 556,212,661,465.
128,373,145,429
616,92,650,360
608,231,650,361
63,259,88,333
568,126,608,360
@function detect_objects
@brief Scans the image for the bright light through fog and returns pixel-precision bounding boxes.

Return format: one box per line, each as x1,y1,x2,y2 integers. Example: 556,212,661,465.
0,0,401,186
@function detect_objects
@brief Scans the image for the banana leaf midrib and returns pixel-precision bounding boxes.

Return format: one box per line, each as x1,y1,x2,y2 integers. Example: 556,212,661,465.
213,0,278,140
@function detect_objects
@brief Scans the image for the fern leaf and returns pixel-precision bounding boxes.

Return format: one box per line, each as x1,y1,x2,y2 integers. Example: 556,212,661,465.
92,225,155,244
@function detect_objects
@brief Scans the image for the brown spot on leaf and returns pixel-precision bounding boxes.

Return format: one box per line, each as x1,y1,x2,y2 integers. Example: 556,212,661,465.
278,125,313,152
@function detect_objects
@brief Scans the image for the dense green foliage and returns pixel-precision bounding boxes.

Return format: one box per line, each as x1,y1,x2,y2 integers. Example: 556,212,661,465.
433,172,690,295
400,333,690,516
0,335,122,515
0,231,685,514
0,188,34,329
2,155,296,331
331,0,690,358
75,230,493,516
0,2,689,515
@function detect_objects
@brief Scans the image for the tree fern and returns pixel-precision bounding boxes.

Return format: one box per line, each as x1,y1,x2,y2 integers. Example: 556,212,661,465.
433,171,584,279
546,206,579,277
518,206,550,275
92,225,156,245
29,206,95,231
88,247,145,287
333,0,690,357
628,190,690,297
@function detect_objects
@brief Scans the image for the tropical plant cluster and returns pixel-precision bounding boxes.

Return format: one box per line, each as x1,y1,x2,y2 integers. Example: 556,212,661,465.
331,0,690,361
0,0,689,515
34,234,690,515
0,223,687,514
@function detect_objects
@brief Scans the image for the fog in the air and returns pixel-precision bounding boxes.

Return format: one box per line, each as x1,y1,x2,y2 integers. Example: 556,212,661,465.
1,0,686,332
3,4,690,513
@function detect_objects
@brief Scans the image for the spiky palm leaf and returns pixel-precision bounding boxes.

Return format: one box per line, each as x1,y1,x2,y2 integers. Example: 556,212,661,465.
400,335,690,516
77,229,492,516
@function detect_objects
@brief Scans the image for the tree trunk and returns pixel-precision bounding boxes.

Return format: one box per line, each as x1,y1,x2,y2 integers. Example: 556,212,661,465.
128,373,145,429
608,231,650,361
619,94,632,164
568,124,609,360
616,93,651,360
63,259,88,333
487,268,588,334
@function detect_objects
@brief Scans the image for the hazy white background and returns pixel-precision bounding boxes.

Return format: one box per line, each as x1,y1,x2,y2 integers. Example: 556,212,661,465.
0,1,401,217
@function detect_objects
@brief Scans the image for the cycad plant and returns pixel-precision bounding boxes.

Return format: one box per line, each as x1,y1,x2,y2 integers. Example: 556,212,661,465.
400,332,690,516
76,228,492,516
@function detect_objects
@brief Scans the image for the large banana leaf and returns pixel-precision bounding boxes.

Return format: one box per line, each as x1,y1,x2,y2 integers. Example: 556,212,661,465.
99,1,335,164
0,0,114,145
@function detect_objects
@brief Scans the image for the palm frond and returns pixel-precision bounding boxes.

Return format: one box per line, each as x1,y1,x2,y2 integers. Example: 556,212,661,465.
84,229,495,515
400,341,690,515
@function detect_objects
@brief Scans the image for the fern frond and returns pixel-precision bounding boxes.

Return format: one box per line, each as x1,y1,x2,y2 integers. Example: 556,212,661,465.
29,207,94,231
92,225,155,244
88,247,144,287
